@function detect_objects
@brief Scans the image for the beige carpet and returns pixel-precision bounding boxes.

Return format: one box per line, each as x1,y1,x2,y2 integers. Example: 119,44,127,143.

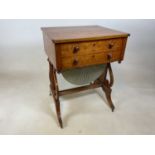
0,44,155,134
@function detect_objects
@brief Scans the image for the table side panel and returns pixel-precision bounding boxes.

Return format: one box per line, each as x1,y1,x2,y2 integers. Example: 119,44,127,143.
42,32,57,69
120,37,128,60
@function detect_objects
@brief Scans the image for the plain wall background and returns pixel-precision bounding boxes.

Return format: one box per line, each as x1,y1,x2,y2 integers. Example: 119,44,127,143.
0,19,155,50
0,19,155,134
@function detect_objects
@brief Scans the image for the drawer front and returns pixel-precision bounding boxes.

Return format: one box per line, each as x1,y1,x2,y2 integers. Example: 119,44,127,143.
61,51,122,70
60,38,123,58
56,37,127,70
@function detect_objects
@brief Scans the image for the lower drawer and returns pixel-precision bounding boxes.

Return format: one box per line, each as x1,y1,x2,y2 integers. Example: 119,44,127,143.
61,51,122,70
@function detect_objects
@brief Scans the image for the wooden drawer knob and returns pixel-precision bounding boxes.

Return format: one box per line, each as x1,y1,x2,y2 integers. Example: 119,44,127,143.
108,43,114,49
73,46,80,53
107,53,112,60
73,59,78,65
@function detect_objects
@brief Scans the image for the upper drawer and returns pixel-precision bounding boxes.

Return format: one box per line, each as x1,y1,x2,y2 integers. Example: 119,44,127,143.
58,38,123,58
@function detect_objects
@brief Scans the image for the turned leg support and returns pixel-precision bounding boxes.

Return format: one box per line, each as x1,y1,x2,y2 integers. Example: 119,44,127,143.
48,60,63,128
94,63,115,112
47,60,115,128
103,63,115,112
102,80,115,112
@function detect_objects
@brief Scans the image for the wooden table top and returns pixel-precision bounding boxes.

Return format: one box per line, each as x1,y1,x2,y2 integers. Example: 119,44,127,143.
41,25,129,43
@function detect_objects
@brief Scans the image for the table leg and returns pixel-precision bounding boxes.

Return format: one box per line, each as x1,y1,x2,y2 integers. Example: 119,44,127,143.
102,63,115,111
94,63,115,112
48,60,63,128
47,61,114,128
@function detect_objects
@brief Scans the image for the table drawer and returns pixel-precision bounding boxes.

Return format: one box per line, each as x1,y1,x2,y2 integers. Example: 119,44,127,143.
61,51,122,70
59,38,123,58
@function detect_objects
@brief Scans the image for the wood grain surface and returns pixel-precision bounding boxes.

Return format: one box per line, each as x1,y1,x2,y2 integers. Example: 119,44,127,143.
41,25,129,71
41,25,129,43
